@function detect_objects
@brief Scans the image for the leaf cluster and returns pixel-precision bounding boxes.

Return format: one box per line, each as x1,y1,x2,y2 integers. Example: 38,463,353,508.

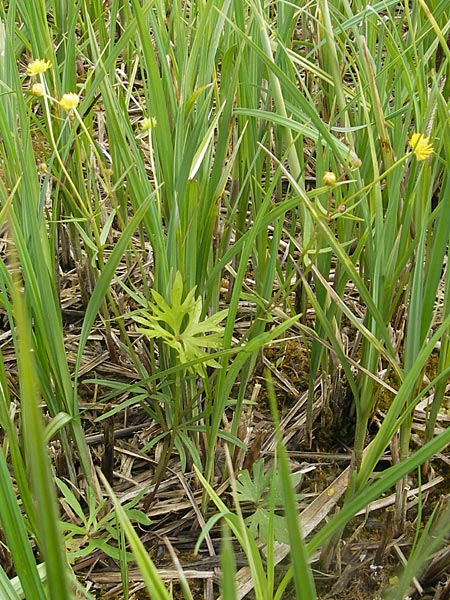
235,459,303,544
133,272,228,373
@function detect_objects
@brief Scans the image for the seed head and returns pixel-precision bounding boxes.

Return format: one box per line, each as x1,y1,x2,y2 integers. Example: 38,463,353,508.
59,93,80,112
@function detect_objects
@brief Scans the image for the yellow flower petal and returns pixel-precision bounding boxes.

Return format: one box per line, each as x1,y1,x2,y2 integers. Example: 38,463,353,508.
408,133,433,161
26,59,52,76
59,93,80,112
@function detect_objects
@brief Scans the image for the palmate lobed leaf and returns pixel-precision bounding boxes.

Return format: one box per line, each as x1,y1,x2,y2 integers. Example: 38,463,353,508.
235,458,304,545
247,508,292,545
236,459,270,503
146,273,200,334
133,271,228,372
236,459,303,506
271,470,303,506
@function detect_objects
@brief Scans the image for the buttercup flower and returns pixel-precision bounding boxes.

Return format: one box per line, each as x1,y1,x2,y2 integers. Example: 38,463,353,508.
408,133,433,161
59,93,80,112
141,116,157,131
322,171,337,186
31,83,44,97
26,59,52,76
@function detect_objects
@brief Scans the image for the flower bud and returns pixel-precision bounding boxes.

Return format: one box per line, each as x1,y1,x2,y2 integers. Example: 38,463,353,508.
141,116,157,131
322,171,337,186
31,83,44,97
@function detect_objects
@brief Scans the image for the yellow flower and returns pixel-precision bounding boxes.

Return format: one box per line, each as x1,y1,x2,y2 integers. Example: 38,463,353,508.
31,83,44,97
59,93,80,112
26,59,52,76
322,171,337,186
408,133,433,161
141,116,157,131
